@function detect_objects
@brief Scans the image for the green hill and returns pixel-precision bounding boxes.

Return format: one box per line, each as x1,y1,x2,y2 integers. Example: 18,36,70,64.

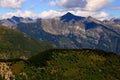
29,49,120,80
0,49,120,80
0,25,55,59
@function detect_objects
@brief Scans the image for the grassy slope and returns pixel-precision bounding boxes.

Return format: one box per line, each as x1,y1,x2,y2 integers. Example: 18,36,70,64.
0,25,55,58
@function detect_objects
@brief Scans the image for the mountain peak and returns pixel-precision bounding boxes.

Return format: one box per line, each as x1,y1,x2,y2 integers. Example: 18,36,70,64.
60,12,85,22
62,12,77,18
11,16,23,23
12,16,23,19
65,12,74,16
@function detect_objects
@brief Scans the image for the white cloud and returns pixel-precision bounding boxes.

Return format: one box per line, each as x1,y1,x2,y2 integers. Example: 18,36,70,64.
45,0,112,20
0,10,63,19
94,12,110,20
38,10,65,19
85,0,114,11
0,0,25,9
0,10,35,19
49,0,114,11
50,0,87,10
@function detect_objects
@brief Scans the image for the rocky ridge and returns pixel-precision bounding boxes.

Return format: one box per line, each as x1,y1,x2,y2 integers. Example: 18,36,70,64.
0,12,120,54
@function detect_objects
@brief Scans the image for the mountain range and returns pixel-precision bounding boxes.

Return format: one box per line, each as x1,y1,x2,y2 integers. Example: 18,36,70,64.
0,12,120,54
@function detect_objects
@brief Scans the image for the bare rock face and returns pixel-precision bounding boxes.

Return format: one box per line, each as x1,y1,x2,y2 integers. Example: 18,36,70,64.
0,63,15,80
39,13,120,54
104,18,120,34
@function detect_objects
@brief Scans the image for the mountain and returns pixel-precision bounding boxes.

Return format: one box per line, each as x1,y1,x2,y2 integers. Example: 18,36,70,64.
0,13,120,54
11,16,23,23
60,12,86,22
0,25,55,59
0,49,120,80
40,13,120,54
16,18,77,48
109,18,120,24
0,16,35,28
104,18,120,34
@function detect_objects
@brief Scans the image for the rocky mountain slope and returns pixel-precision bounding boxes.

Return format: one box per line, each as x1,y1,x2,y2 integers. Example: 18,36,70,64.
0,16,34,28
0,12,120,54
104,18,120,34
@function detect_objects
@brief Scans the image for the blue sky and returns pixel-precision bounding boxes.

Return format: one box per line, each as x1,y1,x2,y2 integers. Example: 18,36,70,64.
0,0,120,20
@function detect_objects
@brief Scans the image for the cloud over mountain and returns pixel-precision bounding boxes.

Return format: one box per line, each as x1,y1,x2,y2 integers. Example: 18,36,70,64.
0,10,109,20
0,0,117,20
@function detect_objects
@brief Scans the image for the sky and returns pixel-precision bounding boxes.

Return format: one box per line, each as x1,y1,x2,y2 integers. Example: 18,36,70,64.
0,0,120,20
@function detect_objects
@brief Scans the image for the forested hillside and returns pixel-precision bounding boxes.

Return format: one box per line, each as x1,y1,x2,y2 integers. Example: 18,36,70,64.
0,25,55,59
0,49,119,80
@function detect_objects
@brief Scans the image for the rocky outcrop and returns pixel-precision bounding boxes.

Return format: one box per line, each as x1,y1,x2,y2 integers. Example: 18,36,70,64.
0,63,15,80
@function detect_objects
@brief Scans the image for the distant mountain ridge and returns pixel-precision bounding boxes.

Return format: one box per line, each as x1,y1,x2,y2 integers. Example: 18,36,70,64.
1,16,35,28
0,12,120,54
